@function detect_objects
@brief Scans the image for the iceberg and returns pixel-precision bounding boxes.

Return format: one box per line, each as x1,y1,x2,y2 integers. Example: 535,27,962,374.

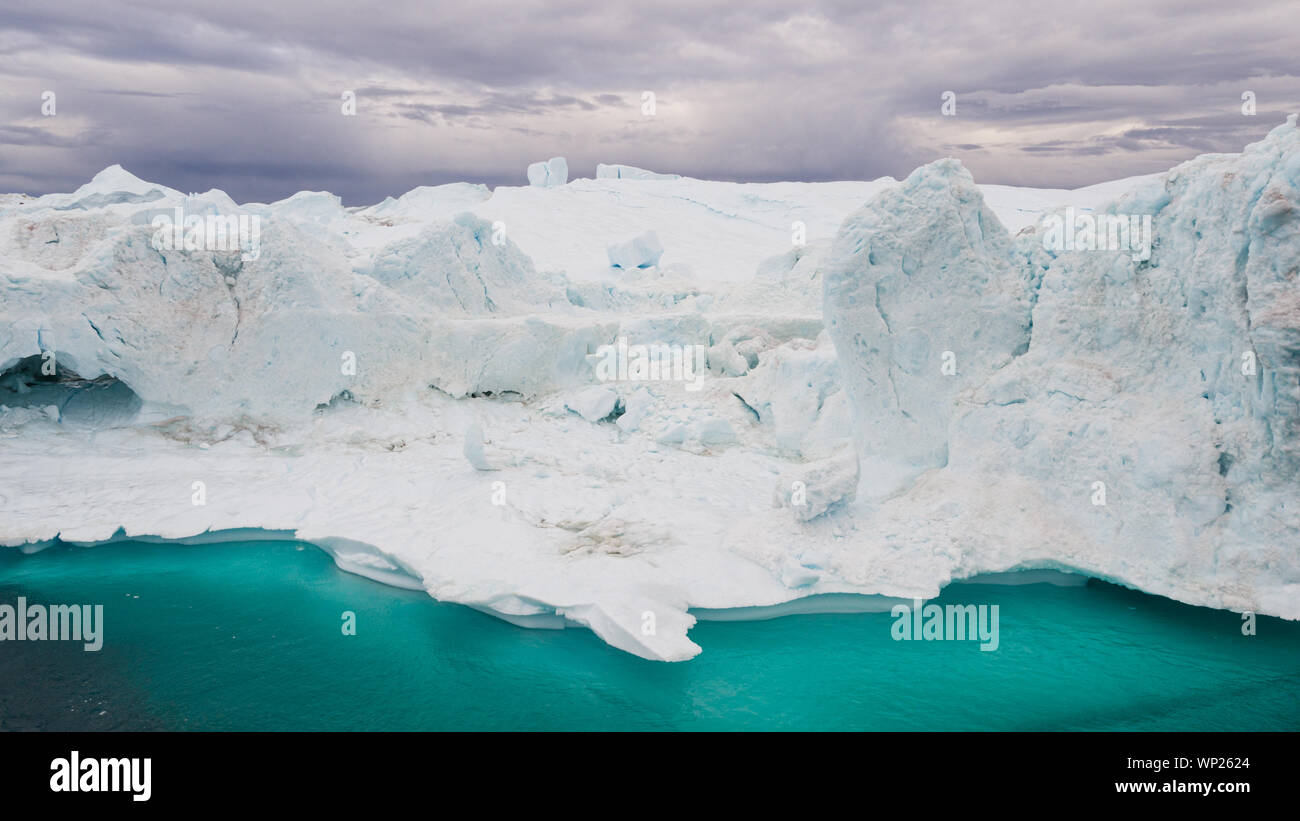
2,118,1298,661
823,158,1034,497
526,157,568,187
596,164,681,181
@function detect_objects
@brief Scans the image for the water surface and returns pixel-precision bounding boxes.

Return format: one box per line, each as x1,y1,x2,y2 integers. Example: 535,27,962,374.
1,539,1296,730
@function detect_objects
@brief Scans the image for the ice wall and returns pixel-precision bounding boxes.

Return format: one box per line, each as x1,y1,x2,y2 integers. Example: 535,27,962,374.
823,117,1300,617
2,120,1297,660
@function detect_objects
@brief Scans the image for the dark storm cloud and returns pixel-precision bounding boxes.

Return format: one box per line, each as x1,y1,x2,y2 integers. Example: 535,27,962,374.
395,91,609,124
1021,141,1115,155
0,0,1297,202
0,123,103,148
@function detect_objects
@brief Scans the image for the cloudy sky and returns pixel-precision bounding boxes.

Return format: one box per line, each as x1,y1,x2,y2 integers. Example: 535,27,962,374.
1,0,1297,204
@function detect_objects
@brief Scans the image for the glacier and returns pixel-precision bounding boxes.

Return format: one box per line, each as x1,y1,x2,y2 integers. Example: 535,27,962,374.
1,119,1298,661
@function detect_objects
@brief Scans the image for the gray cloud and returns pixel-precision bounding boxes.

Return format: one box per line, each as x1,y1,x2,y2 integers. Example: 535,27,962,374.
0,0,1297,202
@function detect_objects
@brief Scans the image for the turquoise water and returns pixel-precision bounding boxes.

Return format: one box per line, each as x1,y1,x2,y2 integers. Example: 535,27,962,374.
1,539,1297,731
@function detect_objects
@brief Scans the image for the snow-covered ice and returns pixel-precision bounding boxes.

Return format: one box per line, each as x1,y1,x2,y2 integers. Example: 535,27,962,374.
2,120,1299,661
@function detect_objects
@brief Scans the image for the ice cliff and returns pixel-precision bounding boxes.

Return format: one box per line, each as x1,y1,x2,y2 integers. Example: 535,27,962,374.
826,117,1300,621
1,121,1297,660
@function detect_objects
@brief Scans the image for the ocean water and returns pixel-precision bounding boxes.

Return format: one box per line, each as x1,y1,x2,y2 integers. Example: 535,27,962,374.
1,539,1297,731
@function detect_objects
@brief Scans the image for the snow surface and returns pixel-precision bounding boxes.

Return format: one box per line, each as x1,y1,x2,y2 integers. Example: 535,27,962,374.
2,120,1298,660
